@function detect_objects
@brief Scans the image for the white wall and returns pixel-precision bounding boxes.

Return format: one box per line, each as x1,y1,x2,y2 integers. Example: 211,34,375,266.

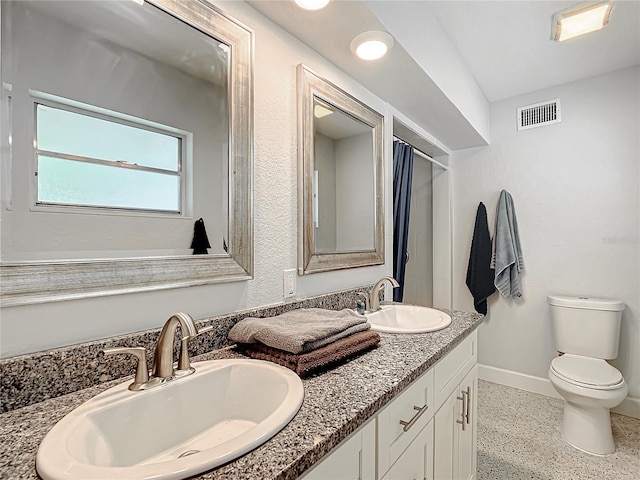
365,0,490,145
0,0,392,357
336,133,375,251
314,133,337,251
452,67,640,406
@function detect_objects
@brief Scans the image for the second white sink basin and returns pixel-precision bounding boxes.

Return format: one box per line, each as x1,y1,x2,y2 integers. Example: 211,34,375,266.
36,358,304,480
366,304,452,334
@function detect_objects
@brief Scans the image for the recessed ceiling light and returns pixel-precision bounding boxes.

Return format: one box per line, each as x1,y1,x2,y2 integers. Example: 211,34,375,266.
350,31,394,61
552,1,614,42
294,0,331,11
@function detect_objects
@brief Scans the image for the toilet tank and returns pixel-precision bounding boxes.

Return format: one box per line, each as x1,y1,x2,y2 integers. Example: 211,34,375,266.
548,295,624,359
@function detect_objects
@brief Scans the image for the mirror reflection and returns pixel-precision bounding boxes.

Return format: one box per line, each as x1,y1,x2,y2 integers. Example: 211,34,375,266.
298,64,384,275
1,0,229,261
0,0,253,306
313,97,375,253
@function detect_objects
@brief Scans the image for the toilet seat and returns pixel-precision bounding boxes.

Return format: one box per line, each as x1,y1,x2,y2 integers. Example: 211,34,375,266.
550,354,623,390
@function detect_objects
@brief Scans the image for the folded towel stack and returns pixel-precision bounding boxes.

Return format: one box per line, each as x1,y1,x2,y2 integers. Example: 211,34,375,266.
228,308,380,377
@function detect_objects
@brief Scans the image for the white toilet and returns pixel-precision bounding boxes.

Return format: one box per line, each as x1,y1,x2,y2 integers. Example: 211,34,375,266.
547,295,628,456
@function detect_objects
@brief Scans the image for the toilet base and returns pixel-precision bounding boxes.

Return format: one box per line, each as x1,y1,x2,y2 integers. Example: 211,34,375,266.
560,401,615,455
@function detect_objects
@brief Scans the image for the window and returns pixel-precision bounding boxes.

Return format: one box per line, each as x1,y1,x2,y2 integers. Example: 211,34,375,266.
35,100,186,214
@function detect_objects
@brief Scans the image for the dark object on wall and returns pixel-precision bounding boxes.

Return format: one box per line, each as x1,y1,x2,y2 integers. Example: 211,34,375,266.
191,218,211,255
466,202,496,315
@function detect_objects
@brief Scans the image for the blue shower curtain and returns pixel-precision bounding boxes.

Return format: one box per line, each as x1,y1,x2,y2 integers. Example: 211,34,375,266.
393,140,414,302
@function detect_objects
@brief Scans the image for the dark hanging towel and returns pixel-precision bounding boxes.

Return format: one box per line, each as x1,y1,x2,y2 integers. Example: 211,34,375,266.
466,203,495,315
191,218,211,255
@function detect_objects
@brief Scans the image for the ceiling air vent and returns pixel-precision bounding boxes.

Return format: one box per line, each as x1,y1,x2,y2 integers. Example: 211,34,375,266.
517,99,561,130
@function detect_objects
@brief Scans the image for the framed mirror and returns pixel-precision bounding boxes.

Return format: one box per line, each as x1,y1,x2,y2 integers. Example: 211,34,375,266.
0,0,253,306
297,65,384,274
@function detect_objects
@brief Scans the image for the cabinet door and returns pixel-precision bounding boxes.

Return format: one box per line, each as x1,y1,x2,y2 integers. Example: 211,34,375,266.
301,419,375,480
433,387,456,480
433,366,478,480
382,420,434,480
457,366,477,480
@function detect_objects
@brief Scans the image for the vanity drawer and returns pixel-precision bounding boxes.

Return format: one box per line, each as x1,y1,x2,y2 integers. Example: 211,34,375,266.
377,367,434,476
434,330,477,408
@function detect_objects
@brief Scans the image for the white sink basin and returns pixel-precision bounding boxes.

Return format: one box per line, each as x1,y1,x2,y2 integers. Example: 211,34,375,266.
36,359,304,480
365,304,452,333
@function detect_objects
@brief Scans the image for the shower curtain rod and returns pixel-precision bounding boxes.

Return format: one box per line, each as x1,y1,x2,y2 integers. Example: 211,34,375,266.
393,137,449,171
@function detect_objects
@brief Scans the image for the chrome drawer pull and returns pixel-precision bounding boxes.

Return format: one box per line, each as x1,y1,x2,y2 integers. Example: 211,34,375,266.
399,404,428,432
465,386,471,424
456,392,467,431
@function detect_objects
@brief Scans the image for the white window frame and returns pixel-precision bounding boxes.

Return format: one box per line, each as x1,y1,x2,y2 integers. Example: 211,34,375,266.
30,90,192,218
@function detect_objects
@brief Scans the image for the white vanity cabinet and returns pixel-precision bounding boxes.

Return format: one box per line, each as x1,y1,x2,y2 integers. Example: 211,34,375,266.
434,367,478,480
300,419,376,480
433,333,478,480
300,330,478,480
381,419,434,480
378,331,477,480
377,368,434,475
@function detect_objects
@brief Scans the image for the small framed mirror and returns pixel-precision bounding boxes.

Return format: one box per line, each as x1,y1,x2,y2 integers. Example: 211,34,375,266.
0,0,253,306
297,65,384,274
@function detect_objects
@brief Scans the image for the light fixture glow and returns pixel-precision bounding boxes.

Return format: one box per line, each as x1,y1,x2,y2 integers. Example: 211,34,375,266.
314,104,333,118
294,0,331,11
552,1,614,41
350,31,394,61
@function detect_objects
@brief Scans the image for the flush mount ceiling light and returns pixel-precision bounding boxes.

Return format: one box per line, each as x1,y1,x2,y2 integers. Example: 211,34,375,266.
314,103,333,118
552,1,614,41
294,0,331,11
350,31,394,61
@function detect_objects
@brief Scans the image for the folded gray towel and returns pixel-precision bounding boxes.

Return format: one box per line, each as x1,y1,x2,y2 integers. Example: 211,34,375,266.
228,308,369,354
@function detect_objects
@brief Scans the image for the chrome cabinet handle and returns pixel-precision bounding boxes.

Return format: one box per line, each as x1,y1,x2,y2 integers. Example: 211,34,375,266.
399,404,428,432
456,391,467,431
465,386,471,425
103,346,149,391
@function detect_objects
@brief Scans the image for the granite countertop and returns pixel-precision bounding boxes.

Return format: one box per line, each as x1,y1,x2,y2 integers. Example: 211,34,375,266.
0,309,483,480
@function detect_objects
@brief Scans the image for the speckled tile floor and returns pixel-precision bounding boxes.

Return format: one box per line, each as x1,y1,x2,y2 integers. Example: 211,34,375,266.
477,380,640,480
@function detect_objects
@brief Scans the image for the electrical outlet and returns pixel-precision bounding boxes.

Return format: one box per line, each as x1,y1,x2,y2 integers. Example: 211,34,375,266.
283,269,296,298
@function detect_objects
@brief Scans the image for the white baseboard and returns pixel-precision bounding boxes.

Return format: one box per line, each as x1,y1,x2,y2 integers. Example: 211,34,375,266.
478,364,640,419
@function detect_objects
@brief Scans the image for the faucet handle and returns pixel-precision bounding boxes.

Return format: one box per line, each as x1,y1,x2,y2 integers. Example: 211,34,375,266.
176,325,214,375
183,324,214,341
103,346,149,391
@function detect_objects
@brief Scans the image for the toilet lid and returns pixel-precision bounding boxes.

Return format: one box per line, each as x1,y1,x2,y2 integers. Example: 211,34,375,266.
551,354,623,388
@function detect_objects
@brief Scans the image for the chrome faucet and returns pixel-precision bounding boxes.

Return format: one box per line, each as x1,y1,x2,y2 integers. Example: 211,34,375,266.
153,312,199,379
104,312,212,391
368,276,400,311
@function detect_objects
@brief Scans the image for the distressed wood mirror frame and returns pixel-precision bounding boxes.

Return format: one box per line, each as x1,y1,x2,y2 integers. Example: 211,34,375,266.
0,0,254,307
297,64,384,275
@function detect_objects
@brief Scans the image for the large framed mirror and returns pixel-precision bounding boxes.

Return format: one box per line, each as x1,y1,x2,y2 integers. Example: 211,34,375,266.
297,65,384,274
0,0,253,306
